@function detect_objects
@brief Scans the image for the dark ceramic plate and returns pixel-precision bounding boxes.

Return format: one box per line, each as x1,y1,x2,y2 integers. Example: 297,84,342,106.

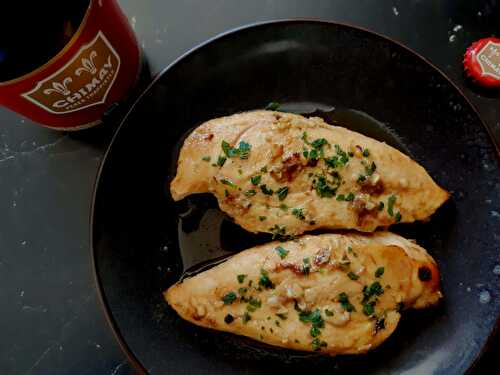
91,21,500,374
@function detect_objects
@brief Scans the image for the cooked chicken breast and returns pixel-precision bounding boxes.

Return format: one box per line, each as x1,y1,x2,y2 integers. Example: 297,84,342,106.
165,232,442,355
171,111,448,236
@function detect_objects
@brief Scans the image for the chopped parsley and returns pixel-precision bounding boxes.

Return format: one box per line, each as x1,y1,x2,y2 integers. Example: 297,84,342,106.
338,292,356,312
275,246,289,259
237,274,247,283
221,140,252,159
251,175,262,185
362,148,370,157
242,312,251,323
260,184,274,195
260,166,268,173
325,309,334,317
222,291,237,305
224,189,230,197
345,192,355,201
201,156,211,162
334,144,350,165
238,287,248,295
247,296,262,312
265,101,280,110
258,216,267,221
220,178,237,189
362,301,375,316
259,269,274,289
357,174,367,183
277,186,289,201
313,175,337,198
395,212,402,223
224,314,234,324
244,189,256,196
291,207,305,220
336,194,345,201
279,203,288,211
387,195,397,216
310,326,321,337
347,271,359,280
311,338,327,351
276,313,288,320
216,155,227,167
375,267,385,278
269,224,286,240
301,257,311,275
362,281,384,303
311,138,329,149
378,201,385,211
299,309,325,328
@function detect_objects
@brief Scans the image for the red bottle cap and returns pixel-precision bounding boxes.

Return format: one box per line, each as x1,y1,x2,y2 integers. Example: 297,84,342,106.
463,37,500,88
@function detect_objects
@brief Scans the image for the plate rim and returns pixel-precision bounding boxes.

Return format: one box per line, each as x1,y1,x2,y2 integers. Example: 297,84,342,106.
89,18,498,375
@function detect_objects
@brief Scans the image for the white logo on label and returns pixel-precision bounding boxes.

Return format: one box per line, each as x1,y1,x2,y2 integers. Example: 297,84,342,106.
22,31,121,115
477,41,500,79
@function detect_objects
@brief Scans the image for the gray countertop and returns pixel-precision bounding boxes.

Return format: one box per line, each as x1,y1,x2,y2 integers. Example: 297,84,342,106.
0,1,498,374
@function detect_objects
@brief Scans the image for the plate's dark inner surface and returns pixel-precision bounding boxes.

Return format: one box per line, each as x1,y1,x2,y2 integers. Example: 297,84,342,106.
92,21,500,375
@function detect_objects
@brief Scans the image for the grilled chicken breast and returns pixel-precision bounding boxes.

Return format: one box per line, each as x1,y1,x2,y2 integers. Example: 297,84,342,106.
165,232,442,355
171,111,448,236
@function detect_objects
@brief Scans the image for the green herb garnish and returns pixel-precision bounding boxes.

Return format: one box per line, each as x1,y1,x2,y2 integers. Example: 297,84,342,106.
265,101,280,110
378,201,385,211
277,186,289,201
375,267,385,278
387,195,397,216
222,291,237,305
259,269,274,289
338,292,356,312
247,296,262,312
242,312,251,323
251,175,262,185
216,155,227,167
244,189,257,196
269,224,286,240
275,246,289,259
276,313,288,320
362,281,384,303
345,192,355,201
311,338,327,351
362,148,370,157
202,156,211,162
363,301,375,316
220,178,237,189
291,207,305,220
260,184,274,195
325,309,334,317
313,176,337,198
237,274,247,283
347,272,359,280
301,257,311,275
259,216,267,221
395,212,402,223
221,140,252,159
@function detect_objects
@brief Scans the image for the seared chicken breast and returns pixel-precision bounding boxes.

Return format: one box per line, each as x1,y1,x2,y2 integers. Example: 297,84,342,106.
165,232,442,355
171,111,448,236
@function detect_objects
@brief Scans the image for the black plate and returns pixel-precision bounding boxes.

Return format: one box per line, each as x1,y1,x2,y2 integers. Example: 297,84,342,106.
91,20,500,374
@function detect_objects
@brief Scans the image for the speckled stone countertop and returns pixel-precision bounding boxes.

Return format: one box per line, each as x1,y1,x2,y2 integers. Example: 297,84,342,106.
0,1,498,374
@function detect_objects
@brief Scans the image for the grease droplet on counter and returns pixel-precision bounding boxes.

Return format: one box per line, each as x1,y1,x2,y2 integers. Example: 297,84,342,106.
493,265,500,275
479,290,491,304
